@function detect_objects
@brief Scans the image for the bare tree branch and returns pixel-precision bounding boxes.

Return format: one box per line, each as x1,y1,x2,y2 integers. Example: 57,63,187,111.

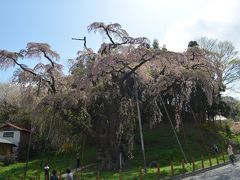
72,36,87,49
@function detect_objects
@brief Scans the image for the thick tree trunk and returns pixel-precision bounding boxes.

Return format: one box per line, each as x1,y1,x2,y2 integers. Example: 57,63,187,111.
95,139,124,170
94,101,126,170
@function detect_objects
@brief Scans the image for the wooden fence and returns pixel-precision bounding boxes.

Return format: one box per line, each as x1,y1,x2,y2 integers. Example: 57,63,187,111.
1,153,229,179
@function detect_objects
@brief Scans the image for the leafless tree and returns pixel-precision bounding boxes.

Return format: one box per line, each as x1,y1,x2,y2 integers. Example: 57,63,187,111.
198,37,240,88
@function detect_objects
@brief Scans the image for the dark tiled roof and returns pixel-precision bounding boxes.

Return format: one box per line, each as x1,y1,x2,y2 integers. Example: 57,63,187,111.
0,123,31,133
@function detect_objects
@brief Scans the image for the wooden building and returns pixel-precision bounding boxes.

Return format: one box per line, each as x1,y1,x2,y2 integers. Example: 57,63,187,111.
0,138,15,159
0,123,31,160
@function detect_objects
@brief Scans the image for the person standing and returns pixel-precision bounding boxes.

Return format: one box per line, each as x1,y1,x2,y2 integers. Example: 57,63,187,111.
66,168,73,180
76,153,81,169
50,169,59,180
44,163,50,180
213,144,219,154
227,144,234,165
77,157,81,169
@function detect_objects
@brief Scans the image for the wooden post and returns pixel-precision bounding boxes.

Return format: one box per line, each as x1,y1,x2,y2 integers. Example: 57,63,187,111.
192,158,195,171
59,170,61,180
97,171,100,180
157,163,160,177
222,152,225,163
170,161,174,176
119,169,122,180
139,167,143,180
181,159,185,171
119,152,122,172
208,154,212,167
77,174,80,180
201,156,204,169
119,153,123,180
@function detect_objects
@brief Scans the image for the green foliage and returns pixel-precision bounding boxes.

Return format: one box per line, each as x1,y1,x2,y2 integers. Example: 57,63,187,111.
3,154,15,166
152,39,159,49
0,148,96,177
188,41,199,47
222,96,240,120
225,124,232,138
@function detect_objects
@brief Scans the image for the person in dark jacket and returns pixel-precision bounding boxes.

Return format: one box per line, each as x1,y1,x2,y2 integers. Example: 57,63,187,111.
50,169,59,180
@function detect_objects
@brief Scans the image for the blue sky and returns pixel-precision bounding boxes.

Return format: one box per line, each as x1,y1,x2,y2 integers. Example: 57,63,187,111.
1,0,240,97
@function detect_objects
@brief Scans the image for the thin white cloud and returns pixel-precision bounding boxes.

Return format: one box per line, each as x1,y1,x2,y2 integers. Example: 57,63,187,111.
162,0,240,52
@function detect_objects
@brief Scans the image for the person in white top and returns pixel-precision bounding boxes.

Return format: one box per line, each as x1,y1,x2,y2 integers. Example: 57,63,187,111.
66,168,73,180
44,163,50,180
227,144,234,165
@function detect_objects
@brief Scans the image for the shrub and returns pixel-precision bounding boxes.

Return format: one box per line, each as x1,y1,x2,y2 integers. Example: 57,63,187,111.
225,124,232,138
3,154,15,166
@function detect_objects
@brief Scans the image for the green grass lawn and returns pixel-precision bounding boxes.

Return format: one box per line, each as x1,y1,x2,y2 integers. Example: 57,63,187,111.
74,153,229,180
0,147,96,179
0,123,236,179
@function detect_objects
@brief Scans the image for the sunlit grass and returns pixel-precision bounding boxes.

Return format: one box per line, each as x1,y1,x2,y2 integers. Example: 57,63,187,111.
76,153,229,180
0,147,96,179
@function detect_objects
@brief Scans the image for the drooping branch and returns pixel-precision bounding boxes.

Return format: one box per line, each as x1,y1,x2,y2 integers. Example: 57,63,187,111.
0,43,61,94
10,57,41,79
88,22,150,49
37,96,97,138
59,109,97,137
104,25,116,45
10,56,56,94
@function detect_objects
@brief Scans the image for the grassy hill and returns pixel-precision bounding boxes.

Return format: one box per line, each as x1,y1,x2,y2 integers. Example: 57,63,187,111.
0,122,237,179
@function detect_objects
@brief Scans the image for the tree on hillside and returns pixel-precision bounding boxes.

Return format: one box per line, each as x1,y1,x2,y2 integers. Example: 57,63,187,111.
197,37,240,88
152,39,159,49
195,37,240,122
0,22,224,170
66,23,223,169
222,96,240,121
